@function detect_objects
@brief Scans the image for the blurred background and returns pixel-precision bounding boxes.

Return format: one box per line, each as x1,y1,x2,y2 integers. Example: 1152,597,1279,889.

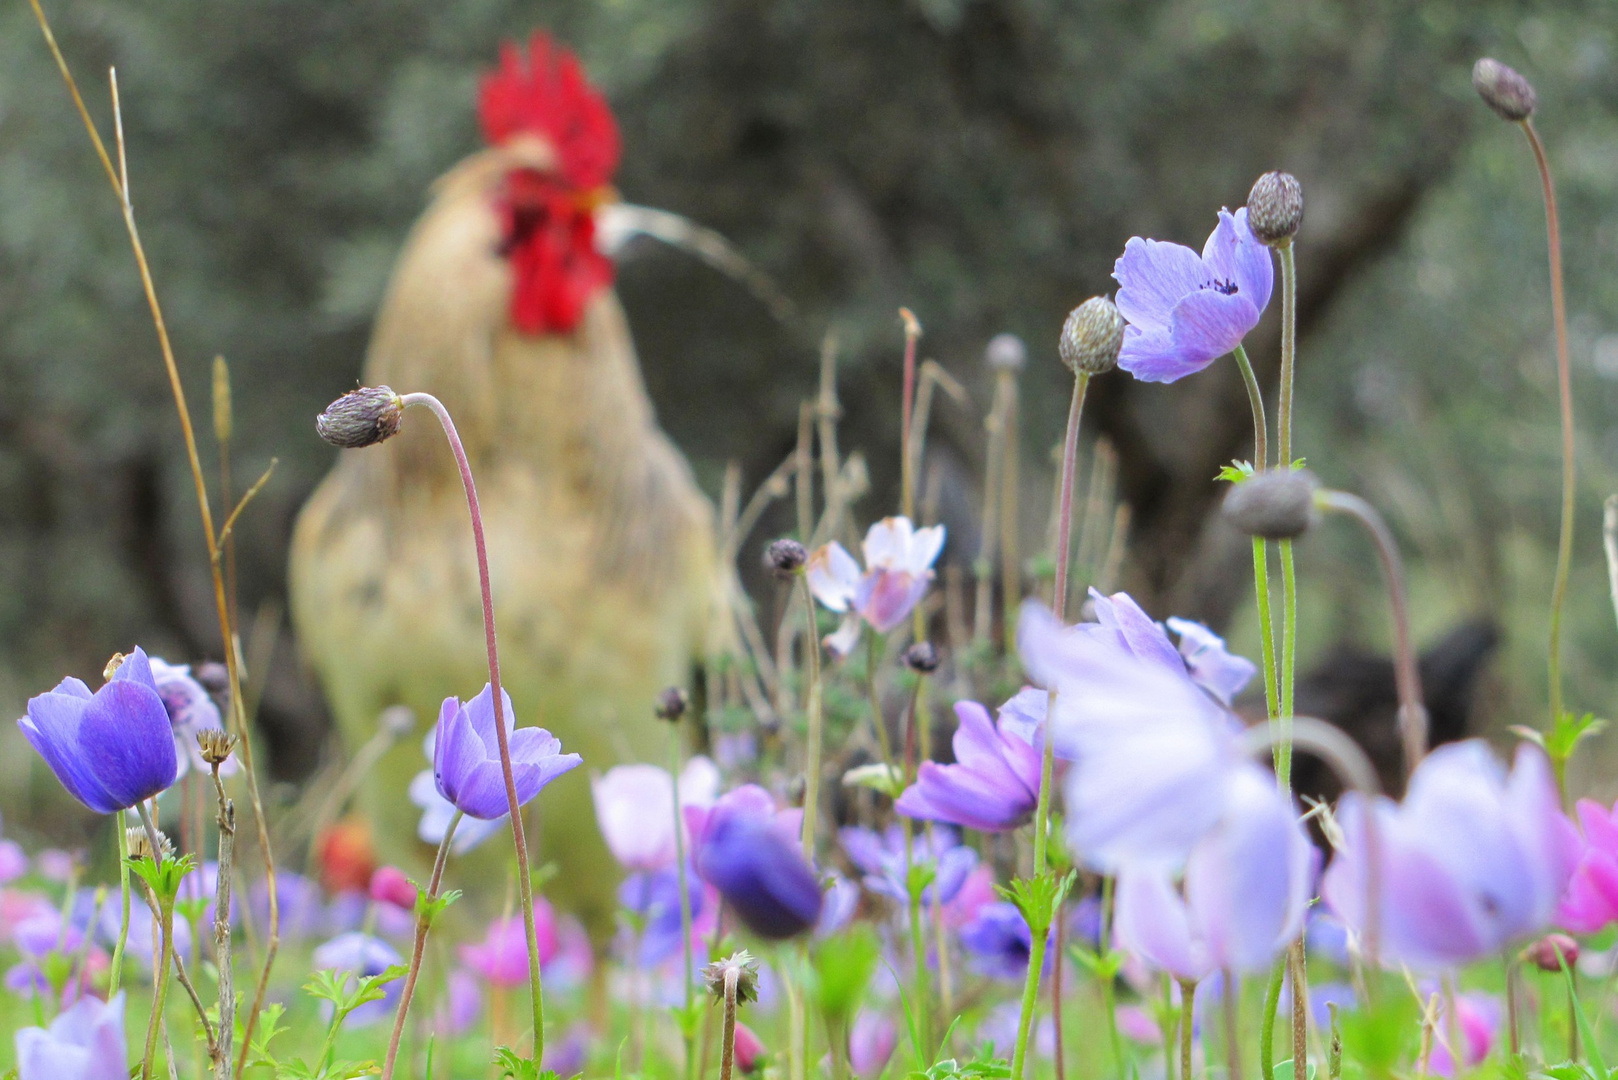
2,0,1617,840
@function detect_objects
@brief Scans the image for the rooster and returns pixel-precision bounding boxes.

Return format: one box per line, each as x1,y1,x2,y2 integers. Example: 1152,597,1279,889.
289,35,718,936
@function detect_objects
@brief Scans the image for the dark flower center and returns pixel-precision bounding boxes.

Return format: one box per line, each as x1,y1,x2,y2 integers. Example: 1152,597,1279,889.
1202,277,1239,296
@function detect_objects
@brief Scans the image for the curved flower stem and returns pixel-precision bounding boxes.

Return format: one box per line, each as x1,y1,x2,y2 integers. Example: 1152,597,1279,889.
1519,119,1576,728
110,810,131,995
398,392,545,1062
1275,244,1300,791
1317,490,1427,778
671,726,697,1080
1009,917,1051,1080
798,574,825,858
1260,955,1285,1080
1179,979,1198,1080
382,812,461,1080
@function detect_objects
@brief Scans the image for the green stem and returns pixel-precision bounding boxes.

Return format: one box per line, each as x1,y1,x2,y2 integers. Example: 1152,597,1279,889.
1275,244,1299,791
110,809,131,995
672,726,697,1080
1232,345,1281,756
382,811,461,1080
798,574,825,858
1180,979,1198,1080
140,894,176,1080
905,824,929,1053
1260,955,1285,1080
1009,919,1051,1080
1278,539,1298,788
1100,877,1124,1075
1520,120,1575,728
864,633,897,775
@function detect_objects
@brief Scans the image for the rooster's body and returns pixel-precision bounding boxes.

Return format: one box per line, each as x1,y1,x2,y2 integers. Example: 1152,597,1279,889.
289,39,716,934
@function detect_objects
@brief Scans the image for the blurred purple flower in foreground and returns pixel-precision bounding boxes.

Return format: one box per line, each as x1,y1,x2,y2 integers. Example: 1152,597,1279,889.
1111,206,1273,383
1323,741,1578,969
895,700,1039,833
432,684,581,820
849,1013,897,1078
1114,766,1314,982
1018,594,1250,871
593,756,719,870
1557,796,1618,933
461,898,560,987
1429,991,1499,1077
19,648,178,814
692,788,822,939
14,990,126,1080
808,516,945,657
958,902,1040,981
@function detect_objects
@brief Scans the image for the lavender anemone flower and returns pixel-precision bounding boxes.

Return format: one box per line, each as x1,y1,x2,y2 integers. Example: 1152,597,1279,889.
14,991,127,1080
19,648,179,814
841,824,977,906
461,898,561,986
1322,741,1579,969
312,932,403,1025
593,756,720,870
1113,767,1314,982
895,700,1040,832
1111,206,1274,383
409,727,503,854
620,866,717,967
693,797,823,940
1018,595,1252,871
958,902,1039,981
807,516,945,657
148,657,236,777
432,684,581,819
849,1013,898,1079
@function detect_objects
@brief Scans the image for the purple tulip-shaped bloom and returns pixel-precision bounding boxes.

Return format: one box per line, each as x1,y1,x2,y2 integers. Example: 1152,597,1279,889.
433,684,581,820
1112,207,1274,383
1114,766,1314,982
808,516,946,657
20,648,179,814
1018,595,1252,871
1322,741,1579,970
895,699,1040,832
14,991,127,1080
693,795,823,939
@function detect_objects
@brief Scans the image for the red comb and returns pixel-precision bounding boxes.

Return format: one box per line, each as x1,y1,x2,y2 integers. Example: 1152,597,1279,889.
478,32,621,191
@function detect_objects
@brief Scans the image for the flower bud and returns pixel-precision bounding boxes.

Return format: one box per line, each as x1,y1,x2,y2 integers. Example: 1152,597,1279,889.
1524,933,1579,972
903,642,940,674
735,1023,766,1074
1059,298,1125,376
703,950,761,1003
316,386,404,449
766,538,808,577
1246,171,1303,247
194,661,230,695
197,728,238,767
369,865,418,910
1472,58,1536,122
655,686,690,722
1221,470,1320,540
985,333,1027,373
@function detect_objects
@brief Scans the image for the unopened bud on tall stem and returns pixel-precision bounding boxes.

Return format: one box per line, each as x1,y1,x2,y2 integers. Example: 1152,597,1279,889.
1473,58,1537,122
1222,470,1320,540
1247,172,1303,247
316,386,404,449
1058,298,1125,375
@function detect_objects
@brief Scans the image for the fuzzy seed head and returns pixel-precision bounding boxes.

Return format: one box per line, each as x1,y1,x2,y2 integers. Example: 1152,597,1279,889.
1246,172,1304,246
704,950,761,1004
127,828,173,863
1473,58,1536,121
654,686,690,722
197,728,238,767
903,641,940,674
1221,470,1320,540
766,538,808,577
1059,298,1125,375
985,333,1027,373
316,386,404,449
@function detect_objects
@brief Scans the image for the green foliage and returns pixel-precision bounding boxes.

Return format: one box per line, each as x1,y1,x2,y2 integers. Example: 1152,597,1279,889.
411,883,462,925
811,923,881,1022
1513,712,1607,770
492,1046,558,1080
996,870,1074,937
128,851,197,906
1336,994,1419,1080
906,1056,1012,1080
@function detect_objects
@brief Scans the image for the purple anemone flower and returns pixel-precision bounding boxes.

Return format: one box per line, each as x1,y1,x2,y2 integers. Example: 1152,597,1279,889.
896,700,1040,832
958,901,1040,981
20,648,179,814
148,657,236,777
840,824,977,906
693,801,823,940
1018,595,1250,871
312,932,403,1026
1113,766,1314,982
432,684,582,820
1556,796,1618,933
1112,206,1274,383
14,991,127,1080
1322,741,1578,970
619,866,716,967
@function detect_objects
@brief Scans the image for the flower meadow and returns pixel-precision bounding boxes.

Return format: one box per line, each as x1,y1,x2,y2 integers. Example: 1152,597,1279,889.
4,20,1615,1080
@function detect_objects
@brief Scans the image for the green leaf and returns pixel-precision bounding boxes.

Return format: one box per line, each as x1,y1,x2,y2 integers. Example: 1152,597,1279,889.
812,923,881,1021
1274,1060,1317,1080
1557,952,1609,1080
1217,461,1257,483
996,870,1074,936
841,762,905,797
1336,993,1418,1080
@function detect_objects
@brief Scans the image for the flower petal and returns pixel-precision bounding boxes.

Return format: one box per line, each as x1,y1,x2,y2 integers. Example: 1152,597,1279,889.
807,543,862,612
1114,866,1211,982
76,681,178,810
1167,289,1259,371
1204,208,1273,315
1113,237,1209,335
1116,324,1210,384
